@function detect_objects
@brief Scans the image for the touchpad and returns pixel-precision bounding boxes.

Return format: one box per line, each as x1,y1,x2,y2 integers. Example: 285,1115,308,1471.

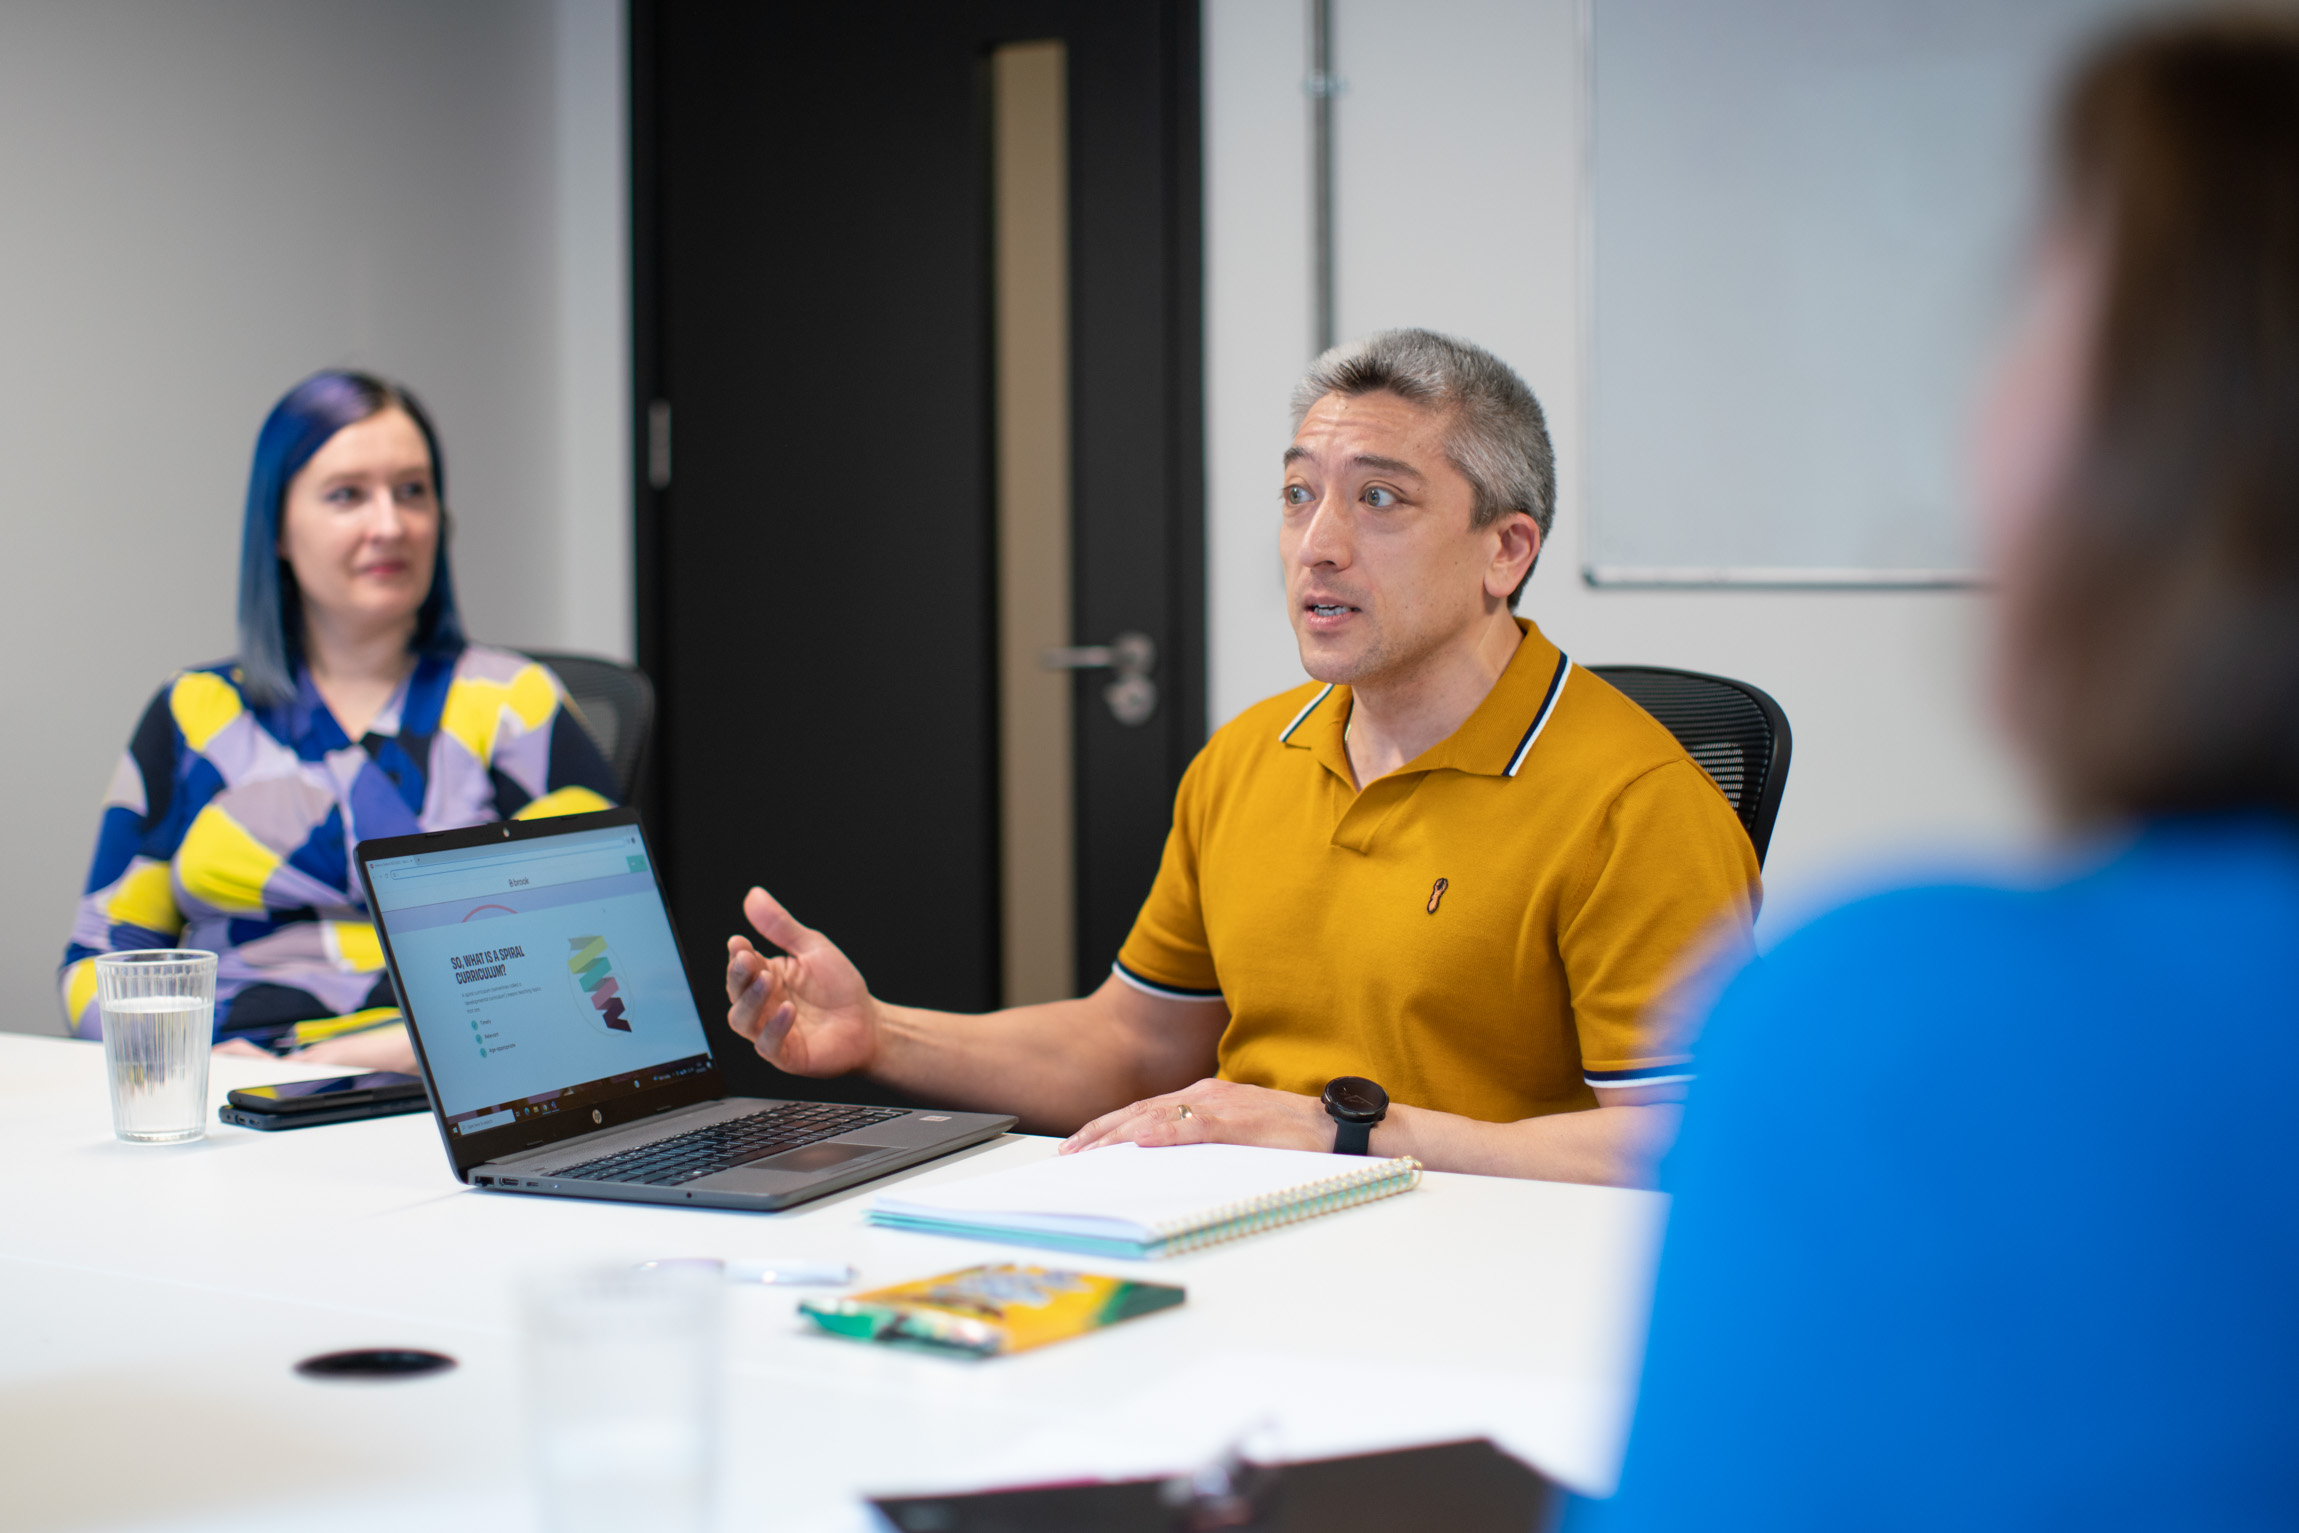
756,1141,884,1174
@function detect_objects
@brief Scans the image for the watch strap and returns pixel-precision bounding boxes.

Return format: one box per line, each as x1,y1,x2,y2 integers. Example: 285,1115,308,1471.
1332,1117,1373,1156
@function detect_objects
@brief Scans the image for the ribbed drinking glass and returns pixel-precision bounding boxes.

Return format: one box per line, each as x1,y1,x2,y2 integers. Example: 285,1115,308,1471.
525,1262,722,1533
95,950,217,1143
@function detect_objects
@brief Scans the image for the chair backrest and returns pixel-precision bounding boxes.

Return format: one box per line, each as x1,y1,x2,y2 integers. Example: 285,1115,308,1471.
524,651,657,804
1586,665,1793,867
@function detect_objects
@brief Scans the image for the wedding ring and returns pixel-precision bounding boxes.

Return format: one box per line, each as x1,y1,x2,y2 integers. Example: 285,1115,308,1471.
1176,1103,1194,1120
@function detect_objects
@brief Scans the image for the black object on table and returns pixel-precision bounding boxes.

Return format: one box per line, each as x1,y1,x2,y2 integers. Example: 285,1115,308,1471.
294,1349,457,1381
871,1437,1558,1533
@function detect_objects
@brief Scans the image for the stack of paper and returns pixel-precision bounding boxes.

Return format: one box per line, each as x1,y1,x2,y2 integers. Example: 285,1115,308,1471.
868,1142,1422,1259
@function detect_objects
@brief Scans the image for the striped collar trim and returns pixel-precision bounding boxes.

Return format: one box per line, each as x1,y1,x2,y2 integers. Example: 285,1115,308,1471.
1504,651,1572,778
1277,683,1337,743
1271,639,1572,779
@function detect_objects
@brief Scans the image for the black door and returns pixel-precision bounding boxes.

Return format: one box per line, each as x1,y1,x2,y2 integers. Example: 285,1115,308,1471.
633,0,1205,1104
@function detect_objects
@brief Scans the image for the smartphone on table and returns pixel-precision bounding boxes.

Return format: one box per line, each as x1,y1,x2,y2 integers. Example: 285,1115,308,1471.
218,1072,429,1131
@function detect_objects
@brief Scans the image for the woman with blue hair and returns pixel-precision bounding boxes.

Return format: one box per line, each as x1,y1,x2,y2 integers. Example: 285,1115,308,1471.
59,372,617,1069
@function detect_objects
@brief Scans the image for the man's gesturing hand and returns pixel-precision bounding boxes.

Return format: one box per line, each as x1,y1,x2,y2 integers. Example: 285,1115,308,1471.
724,887,880,1078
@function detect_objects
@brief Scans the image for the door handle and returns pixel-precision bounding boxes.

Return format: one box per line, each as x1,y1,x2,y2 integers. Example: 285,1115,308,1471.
1042,630,1158,727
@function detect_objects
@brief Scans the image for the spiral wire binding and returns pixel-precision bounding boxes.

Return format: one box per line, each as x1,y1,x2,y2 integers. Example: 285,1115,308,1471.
1146,1156,1423,1257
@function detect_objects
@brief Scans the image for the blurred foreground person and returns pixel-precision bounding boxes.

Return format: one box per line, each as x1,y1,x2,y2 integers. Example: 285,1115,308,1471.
60,372,617,1070
1591,15,2299,1530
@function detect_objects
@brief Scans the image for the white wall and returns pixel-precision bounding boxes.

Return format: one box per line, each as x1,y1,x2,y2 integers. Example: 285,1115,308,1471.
1205,0,2044,939
0,0,629,1034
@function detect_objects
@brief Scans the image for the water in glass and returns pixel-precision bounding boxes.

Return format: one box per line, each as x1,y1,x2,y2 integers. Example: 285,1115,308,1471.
95,951,216,1143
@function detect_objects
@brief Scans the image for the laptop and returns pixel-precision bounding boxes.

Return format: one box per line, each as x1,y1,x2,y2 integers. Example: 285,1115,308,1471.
354,807,1015,1211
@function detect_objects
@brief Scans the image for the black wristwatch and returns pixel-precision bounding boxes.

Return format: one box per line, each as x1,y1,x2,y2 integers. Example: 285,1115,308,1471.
1321,1076,1389,1155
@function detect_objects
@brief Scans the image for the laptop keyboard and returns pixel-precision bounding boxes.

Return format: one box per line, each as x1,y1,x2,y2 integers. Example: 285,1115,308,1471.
549,1103,910,1187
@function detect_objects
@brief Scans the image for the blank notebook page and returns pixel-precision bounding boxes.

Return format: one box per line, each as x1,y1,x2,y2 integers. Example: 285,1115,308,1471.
872,1142,1402,1241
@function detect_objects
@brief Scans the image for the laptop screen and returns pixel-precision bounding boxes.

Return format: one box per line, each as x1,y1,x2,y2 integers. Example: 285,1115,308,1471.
365,821,715,1141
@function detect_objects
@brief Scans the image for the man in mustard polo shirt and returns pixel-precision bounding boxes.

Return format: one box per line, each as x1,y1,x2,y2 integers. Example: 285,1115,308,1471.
725,329,1758,1186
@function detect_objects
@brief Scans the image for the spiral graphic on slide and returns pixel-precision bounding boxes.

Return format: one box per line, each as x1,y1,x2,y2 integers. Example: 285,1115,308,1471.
566,935,631,1033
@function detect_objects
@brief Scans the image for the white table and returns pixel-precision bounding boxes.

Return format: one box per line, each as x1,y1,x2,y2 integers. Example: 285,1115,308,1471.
0,1035,1664,1531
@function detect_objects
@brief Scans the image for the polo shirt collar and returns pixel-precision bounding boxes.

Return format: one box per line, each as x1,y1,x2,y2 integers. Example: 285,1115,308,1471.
1280,618,1572,785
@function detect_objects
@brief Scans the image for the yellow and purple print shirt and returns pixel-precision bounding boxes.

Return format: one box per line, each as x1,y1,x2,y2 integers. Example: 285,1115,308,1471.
60,644,617,1046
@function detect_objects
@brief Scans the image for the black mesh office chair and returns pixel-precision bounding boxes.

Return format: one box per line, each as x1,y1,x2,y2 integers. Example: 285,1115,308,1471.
1587,666,1793,866
525,651,657,804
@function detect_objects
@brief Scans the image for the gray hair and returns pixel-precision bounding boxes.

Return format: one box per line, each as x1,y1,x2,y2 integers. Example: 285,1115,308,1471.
1290,328,1556,543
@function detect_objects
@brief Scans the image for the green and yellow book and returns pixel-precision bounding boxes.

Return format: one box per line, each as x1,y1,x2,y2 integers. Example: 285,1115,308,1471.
799,1263,1183,1358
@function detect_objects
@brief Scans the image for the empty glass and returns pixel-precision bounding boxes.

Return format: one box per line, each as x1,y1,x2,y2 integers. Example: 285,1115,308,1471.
525,1262,723,1533
95,950,217,1143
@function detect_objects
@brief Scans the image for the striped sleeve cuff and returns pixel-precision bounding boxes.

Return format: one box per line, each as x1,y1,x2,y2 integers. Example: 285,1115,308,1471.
1584,1063,1696,1089
1111,960,1225,1004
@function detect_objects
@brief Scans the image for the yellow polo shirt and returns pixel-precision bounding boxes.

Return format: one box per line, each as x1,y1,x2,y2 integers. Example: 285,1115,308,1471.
1115,619,1761,1123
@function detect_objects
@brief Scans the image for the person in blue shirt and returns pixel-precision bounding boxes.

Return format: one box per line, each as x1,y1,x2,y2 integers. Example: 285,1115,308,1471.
1589,13,2299,1530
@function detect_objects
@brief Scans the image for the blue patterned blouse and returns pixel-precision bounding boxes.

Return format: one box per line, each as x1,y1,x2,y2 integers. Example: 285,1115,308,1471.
61,643,617,1046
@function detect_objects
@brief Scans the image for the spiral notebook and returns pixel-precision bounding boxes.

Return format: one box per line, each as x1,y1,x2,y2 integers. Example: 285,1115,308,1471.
868,1142,1423,1258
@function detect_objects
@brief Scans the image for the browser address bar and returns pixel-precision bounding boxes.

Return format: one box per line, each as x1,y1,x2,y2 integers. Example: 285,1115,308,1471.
372,840,644,910
384,843,618,881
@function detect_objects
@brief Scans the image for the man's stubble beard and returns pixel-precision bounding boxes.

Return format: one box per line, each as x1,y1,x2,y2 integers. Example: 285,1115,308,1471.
1298,610,1445,693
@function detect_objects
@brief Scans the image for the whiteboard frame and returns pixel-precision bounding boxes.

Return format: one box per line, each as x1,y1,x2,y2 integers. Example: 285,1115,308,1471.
1583,565,1987,589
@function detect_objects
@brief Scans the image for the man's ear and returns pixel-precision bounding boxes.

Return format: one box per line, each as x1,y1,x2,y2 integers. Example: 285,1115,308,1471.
1486,512,1541,601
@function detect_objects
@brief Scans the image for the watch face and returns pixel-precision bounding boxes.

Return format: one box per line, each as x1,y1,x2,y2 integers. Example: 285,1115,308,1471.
1324,1076,1388,1120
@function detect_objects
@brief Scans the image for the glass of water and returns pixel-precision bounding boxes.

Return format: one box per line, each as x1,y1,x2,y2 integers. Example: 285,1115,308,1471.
95,950,217,1143
525,1263,723,1533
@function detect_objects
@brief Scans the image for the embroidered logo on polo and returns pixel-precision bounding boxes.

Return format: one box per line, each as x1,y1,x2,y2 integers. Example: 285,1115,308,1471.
1427,877,1450,914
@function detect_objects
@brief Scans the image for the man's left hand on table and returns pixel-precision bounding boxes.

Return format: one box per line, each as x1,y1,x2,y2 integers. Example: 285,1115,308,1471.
1060,1078,1335,1155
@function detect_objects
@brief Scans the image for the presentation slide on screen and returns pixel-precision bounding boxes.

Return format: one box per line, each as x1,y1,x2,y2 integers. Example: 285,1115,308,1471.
368,826,710,1125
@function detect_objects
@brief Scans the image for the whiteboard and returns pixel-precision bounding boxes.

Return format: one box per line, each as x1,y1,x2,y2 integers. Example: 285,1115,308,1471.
1582,0,2171,585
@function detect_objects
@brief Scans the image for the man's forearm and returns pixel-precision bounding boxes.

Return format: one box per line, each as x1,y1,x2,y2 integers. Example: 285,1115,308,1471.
1373,1101,1682,1188
864,981,1219,1135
